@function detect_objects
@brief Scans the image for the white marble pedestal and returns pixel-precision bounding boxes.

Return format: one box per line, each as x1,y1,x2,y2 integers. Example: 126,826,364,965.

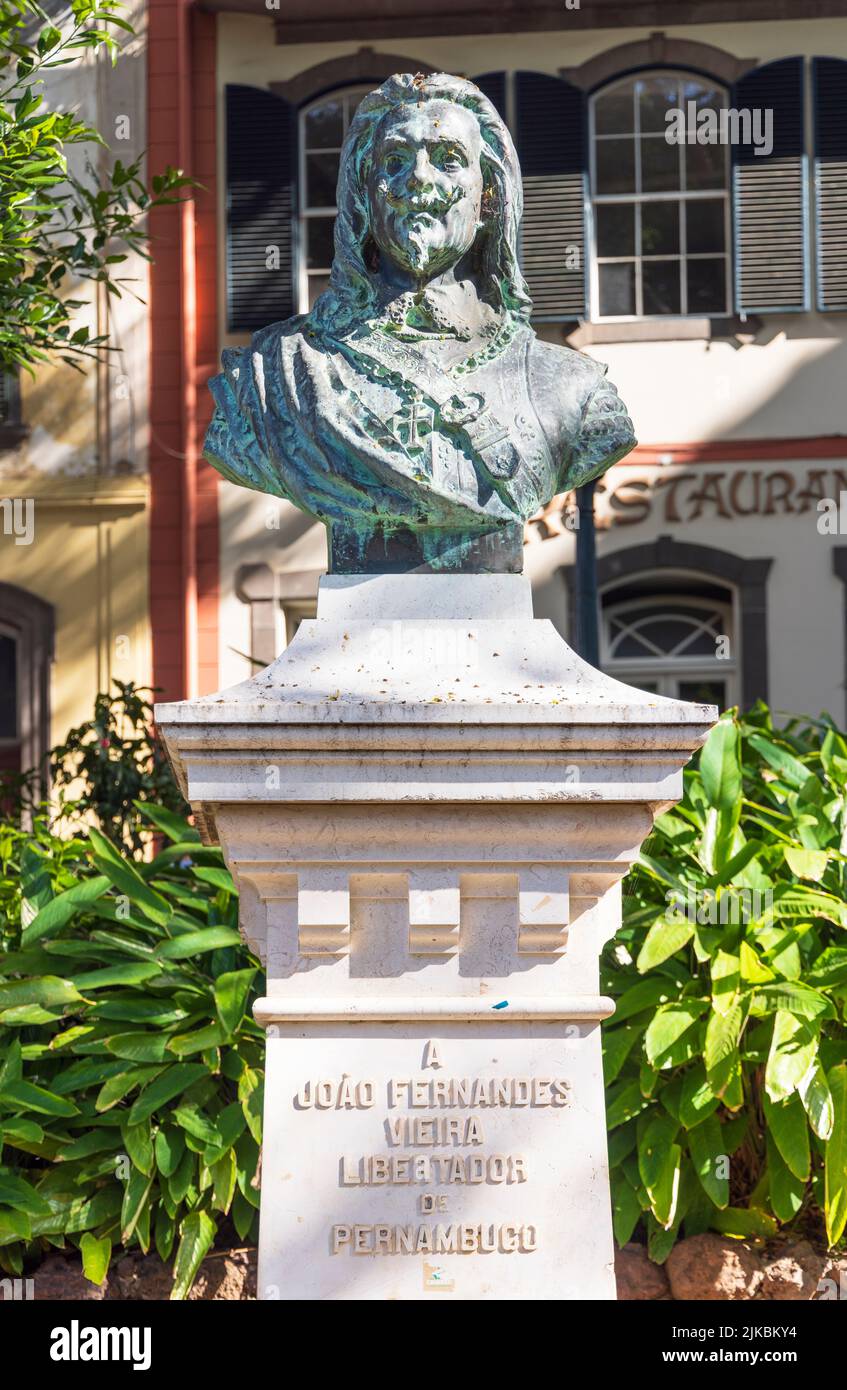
157,574,714,1301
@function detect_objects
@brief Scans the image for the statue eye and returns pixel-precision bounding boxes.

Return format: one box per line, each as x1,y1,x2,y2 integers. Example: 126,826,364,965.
383,151,406,172
434,145,467,171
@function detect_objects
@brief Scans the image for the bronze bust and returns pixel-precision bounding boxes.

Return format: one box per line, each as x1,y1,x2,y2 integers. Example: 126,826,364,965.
204,72,636,573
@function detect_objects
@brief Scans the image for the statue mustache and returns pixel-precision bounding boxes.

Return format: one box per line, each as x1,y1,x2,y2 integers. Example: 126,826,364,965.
384,187,463,217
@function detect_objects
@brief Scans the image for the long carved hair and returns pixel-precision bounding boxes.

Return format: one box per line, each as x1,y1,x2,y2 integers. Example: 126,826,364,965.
310,72,532,335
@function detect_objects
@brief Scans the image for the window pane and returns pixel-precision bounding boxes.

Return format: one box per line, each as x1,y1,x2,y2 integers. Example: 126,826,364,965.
641,200,680,255
596,203,635,257
682,79,725,113
685,141,726,190
594,86,635,136
305,216,335,269
344,91,365,123
305,100,343,149
686,199,725,254
678,679,726,707
595,138,635,194
641,135,679,192
307,273,331,308
687,258,727,314
306,152,340,208
598,262,635,316
638,75,679,135
0,634,16,740
643,259,681,314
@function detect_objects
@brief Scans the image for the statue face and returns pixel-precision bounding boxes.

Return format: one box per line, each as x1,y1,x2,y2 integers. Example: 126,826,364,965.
367,100,484,281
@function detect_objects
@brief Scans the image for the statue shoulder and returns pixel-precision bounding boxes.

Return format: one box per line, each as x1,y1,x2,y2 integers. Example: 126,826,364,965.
526,336,636,488
527,337,607,404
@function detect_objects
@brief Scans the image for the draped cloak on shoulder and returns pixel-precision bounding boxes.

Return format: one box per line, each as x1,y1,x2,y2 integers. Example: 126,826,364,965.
203,314,636,556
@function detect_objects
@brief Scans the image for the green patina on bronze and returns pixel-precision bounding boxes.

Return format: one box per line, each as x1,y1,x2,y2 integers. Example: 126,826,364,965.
204,72,636,573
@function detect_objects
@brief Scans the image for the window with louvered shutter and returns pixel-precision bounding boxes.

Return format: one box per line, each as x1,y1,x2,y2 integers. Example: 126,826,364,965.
732,57,808,314
225,85,295,334
814,57,847,312
473,71,507,121
514,72,587,322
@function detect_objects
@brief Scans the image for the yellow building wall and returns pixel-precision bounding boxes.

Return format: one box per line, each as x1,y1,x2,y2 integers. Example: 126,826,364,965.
0,477,151,751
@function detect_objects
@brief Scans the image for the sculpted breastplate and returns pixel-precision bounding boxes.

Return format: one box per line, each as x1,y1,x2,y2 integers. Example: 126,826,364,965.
329,322,554,517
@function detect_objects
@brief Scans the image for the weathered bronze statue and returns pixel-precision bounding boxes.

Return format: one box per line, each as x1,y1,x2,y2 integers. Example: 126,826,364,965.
205,72,636,572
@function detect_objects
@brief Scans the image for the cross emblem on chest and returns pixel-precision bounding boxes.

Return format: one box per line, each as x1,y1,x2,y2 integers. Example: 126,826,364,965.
387,394,436,451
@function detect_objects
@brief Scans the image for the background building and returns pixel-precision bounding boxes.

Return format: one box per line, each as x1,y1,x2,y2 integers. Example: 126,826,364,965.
3,0,847,784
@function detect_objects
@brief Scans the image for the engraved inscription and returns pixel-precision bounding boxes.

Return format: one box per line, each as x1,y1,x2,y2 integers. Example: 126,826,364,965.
289,1042,572,1259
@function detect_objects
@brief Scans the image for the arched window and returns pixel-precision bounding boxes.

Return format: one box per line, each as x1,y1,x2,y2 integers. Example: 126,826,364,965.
589,72,731,320
298,86,373,312
601,573,736,708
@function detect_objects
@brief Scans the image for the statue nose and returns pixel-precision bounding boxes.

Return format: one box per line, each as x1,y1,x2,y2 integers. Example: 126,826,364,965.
407,148,435,189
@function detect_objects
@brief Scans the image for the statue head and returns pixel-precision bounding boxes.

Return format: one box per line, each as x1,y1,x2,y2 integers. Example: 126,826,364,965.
311,72,532,335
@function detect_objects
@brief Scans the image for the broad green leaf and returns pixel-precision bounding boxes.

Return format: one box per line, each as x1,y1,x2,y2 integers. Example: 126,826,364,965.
0,1174,51,1216
645,1000,708,1068
753,982,833,1022
135,801,200,843
636,917,694,972
211,1149,236,1213
128,1064,208,1126
613,976,682,1022
171,1210,216,1300
95,1065,166,1113
762,1092,810,1181
679,1064,720,1129
704,997,746,1095
766,1133,805,1223
765,1011,818,1103
700,716,741,812
191,866,235,892
79,1232,111,1286
121,1167,154,1245
21,876,110,946
172,1103,221,1146
88,828,170,925
798,1057,834,1141
712,1206,778,1239
167,1023,226,1058
748,733,814,791
612,1175,643,1248
784,846,828,882
121,1120,154,1177
106,1032,170,1063
239,1067,263,1144
739,940,774,985
0,1208,32,1246
603,1025,640,1085
638,1115,681,1228
0,1038,22,1088
688,1113,729,1208
69,963,162,991
825,1065,847,1247
155,928,241,960
0,1079,78,1118
155,1207,176,1263
711,950,740,1016
0,976,84,1011
214,969,256,1035
154,1125,185,1178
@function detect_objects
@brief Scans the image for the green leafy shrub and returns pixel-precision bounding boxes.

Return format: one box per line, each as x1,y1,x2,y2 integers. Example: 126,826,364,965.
605,704,847,1261
0,803,263,1298
50,681,189,855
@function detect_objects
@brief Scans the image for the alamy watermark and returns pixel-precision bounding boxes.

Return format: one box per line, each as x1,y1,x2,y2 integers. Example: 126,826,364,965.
0,496,34,545
666,102,773,158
